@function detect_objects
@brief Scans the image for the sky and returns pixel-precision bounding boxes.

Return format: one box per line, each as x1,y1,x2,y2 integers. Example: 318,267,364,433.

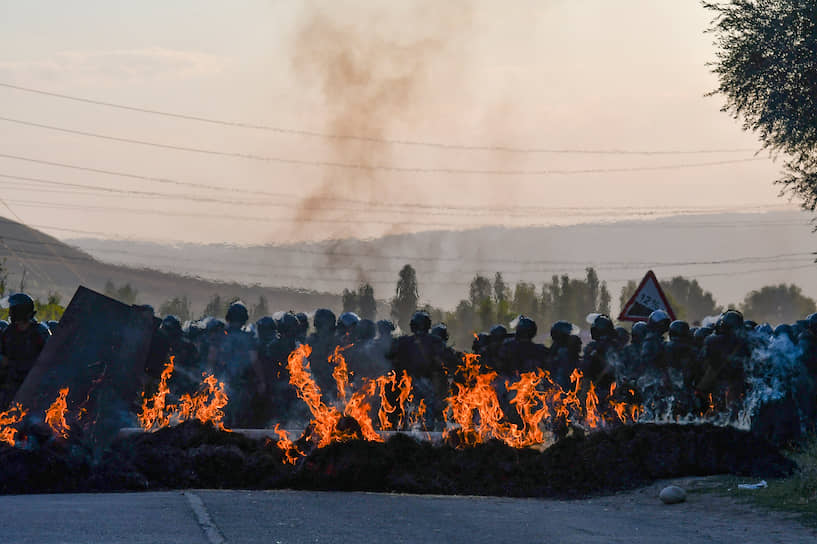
0,0,798,245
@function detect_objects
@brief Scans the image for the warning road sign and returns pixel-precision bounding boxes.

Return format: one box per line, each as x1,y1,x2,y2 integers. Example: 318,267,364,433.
618,270,676,322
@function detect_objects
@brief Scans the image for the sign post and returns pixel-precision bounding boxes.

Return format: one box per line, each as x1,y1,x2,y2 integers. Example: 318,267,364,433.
618,270,676,322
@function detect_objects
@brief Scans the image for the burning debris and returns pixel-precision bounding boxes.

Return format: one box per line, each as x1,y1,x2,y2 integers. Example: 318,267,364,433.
0,288,813,498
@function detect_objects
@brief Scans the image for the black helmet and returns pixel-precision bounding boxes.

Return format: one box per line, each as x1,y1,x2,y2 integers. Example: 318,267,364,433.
205,317,226,335
615,326,630,346
647,310,671,335
590,314,615,341
357,318,376,341
773,323,795,341
279,311,301,338
46,320,59,333
717,310,744,334
472,332,489,352
0,319,8,332
8,293,35,324
225,301,249,326
807,313,817,334
755,323,773,336
515,316,537,341
337,312,360,337
376,319,395,338
161,315,183,338
550,321,573,344
489,324,508,340
630,321,648,344
694,325,714,342
313,308,337,334
255,316,277,342
409,311,431,334
744,320,758,331
430,323,449,343
668,320,691,340
295,312,309,335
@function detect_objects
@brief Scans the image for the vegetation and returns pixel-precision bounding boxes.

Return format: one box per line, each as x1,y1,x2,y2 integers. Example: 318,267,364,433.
342,283,377,319
391,265,419,331
103,281,139,305
706,1,817,210
740,284,817,325
159,296,192,321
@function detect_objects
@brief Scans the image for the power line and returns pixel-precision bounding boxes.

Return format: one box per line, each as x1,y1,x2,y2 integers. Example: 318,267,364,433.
0,81,760,156
0,173,791,221
0,116,768,175
0,153,790,218
14,225,814,269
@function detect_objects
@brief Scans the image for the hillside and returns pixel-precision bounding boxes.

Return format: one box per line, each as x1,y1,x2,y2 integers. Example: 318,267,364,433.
0,217,339,315
67,210,817,312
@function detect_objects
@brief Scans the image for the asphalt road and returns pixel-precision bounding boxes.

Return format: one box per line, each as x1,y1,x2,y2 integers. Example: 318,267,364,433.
0,483,813,544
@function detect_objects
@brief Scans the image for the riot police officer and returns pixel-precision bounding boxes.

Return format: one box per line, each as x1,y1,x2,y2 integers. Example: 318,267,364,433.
0,294,50,408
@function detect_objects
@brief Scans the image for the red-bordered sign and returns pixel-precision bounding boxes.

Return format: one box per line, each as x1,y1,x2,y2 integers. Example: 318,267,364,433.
618,270,676,322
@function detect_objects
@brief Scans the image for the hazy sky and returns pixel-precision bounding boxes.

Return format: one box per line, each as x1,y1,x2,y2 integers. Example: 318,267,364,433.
0,0,797,245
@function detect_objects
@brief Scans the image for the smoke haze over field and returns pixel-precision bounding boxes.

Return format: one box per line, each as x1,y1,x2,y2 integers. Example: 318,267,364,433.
0,1,796,246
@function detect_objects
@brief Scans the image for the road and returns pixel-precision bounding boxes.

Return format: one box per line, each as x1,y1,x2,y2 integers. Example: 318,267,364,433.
0,481,812,543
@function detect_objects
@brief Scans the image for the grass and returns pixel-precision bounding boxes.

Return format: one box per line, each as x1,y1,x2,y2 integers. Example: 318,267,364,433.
695,435,817,528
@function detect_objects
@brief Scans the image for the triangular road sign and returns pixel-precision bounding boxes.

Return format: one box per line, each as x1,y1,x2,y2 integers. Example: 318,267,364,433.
618,270,676,322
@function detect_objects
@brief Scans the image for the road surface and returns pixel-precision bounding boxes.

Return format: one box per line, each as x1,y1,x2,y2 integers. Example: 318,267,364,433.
0,480,812,543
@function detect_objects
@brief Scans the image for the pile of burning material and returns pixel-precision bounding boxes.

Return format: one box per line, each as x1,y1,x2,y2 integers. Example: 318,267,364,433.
0,419,794,496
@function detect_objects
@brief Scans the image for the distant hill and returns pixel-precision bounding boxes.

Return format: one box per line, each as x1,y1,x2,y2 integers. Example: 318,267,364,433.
0,217,339,315
66,210,817,312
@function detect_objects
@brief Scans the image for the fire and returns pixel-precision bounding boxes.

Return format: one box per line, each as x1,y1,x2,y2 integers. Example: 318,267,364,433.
287,344,342,446
138,358,174,430
272,424,300,465
45,387,71,439
0,403,27,446
286,344,384,447
137,357,230,431
177,375,230,431
444,353,508,446
506,369,551,446
375,370,413,430
330,345,351,401
584,382,600,428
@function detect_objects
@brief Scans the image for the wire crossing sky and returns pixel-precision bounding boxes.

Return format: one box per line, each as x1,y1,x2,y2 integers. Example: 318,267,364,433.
0,0,797,244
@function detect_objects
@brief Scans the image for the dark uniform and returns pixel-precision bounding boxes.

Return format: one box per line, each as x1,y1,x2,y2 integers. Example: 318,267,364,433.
387,311,447,428
0,294,50,408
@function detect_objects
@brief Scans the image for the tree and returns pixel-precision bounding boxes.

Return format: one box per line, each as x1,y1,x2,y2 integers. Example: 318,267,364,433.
740,283,816,325
0,258,8,297
620,276,722,323
204,294,223,317
251,295,269,321
342,288,358,313
706,1,817,209
159,296,192,321
493,272,509,303
34,293,65,321
358,283,377,320
391,264,419,332
103,281,138,305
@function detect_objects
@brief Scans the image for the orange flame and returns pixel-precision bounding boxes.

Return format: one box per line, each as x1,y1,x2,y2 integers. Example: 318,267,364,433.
584,382,600,428
138,357,174,430
0,403,27,446
44,387,70,439
375,370,414,430
330,345,351,401
272,424,300,465
137,356,230,431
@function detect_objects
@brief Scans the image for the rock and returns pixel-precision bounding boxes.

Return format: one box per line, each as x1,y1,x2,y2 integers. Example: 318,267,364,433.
659,485,687,504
